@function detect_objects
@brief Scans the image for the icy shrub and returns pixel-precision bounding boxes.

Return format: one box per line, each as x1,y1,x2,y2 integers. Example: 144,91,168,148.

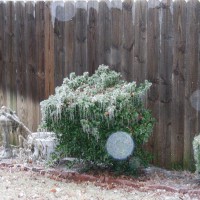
40,65,154,174
193,134,200,173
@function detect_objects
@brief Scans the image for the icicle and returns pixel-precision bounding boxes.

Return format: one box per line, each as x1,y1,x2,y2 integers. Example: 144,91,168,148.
56,106,58,122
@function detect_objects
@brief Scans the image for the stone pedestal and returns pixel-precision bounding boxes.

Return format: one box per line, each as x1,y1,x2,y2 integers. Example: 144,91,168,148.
0,115,13,158
28,132,57,160
0,106,32,159
0,107,58,161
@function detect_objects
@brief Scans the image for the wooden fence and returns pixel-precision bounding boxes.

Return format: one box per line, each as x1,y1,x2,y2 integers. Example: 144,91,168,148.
0,0,200,169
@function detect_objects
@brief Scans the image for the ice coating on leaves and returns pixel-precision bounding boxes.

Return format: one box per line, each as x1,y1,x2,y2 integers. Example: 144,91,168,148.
193,134,200,173
40,65,151,139
39,65,154,171
80,119,100,141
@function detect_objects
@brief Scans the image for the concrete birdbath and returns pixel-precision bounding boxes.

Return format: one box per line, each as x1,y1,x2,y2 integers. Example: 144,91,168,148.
0,106,57,161
0,115,13,158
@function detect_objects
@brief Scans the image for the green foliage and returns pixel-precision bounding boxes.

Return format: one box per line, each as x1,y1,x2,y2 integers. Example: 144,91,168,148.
40,65,155,174
193,134,200,173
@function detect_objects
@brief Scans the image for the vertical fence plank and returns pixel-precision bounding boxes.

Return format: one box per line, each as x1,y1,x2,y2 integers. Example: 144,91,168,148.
54,2,65,86
87,0,99,75
4,2,15,110
64,1,76,77
198,2,200,137
7,1,16,110
121,0,134,81
184,0,200,170
146,0,160,165
25,1,37,131
12,2,18,111
0,2,5,107
171,0,187,168
36,1,45,125
15,1,27,127
44,2,54,98
75,0,87,75
98,0,111,66
4,2,10,108
134,0,148,83
159,0,173,168
110,0,122,72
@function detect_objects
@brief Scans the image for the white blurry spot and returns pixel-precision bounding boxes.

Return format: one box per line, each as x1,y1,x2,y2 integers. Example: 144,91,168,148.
111,0,122,10
106,131,134,160
76,1,87,9
190,90,200,111
148,0,160,9
50,1,75,27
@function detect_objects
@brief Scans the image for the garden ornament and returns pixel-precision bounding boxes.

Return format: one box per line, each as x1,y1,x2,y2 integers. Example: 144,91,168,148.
0,106,31,159
0,114,13,158
0,106,57,160
27,132,57,161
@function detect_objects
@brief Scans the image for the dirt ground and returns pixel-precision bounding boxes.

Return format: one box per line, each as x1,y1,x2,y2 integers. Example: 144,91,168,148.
0,158,200,200
0,168,150,200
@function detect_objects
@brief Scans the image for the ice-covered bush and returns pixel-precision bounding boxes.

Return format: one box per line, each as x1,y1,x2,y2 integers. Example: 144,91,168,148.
40,65,154,173
193,134,200,173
